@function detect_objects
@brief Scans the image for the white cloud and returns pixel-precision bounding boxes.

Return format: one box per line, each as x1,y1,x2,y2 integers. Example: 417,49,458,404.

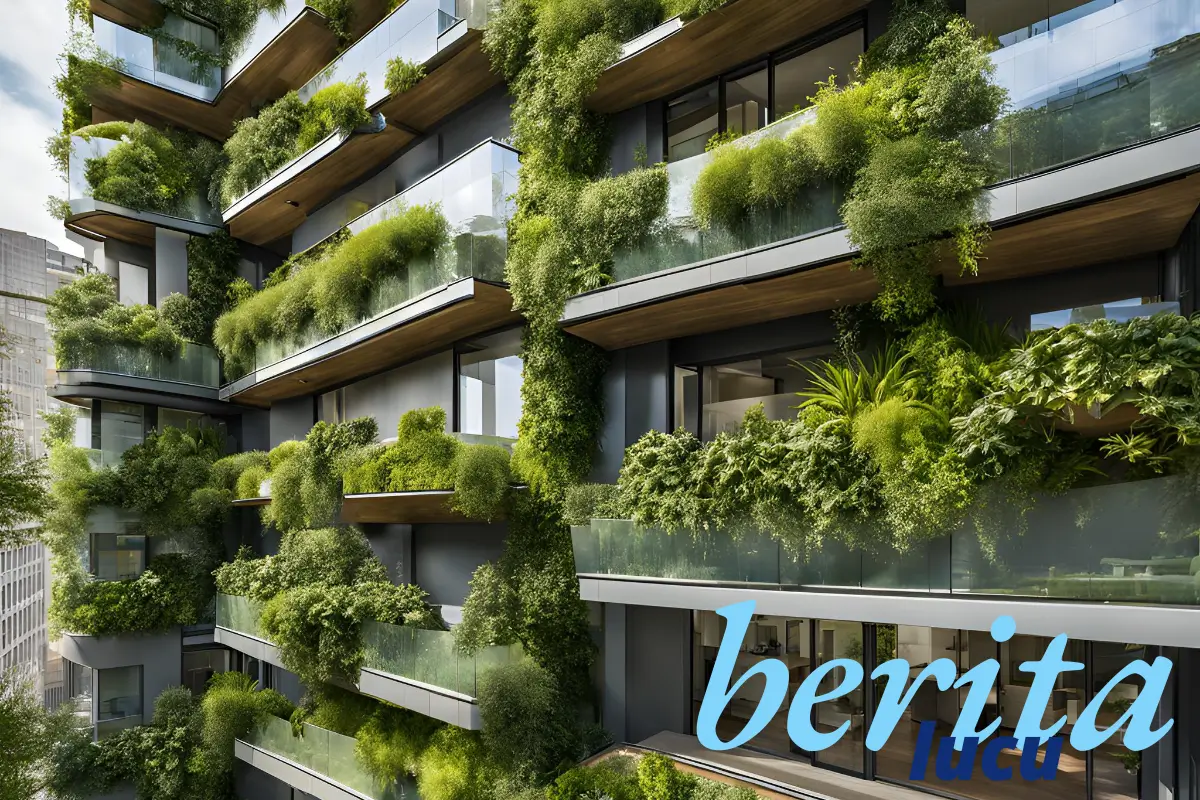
0,0,82,255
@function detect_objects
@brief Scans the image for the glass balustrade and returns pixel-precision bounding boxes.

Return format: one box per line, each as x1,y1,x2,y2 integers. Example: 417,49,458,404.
600,0,1200,288
235,140,519,381
574,475,1200,606
298,0,470,107
216,594,266,640
247,717,414,799
93,15,220,101
59,340,220,388
226,0,308,79
362,621,523,697
68,135,223,225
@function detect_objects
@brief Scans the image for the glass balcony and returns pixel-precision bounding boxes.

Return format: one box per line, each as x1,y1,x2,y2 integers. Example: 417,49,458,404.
573,475,1200,606
298,0,469,107
362,621,523,697
68,135,223,226
246,716,414,799
96,714,142,740
239,140,519,380
59,341,221,388
93,14,221,101
226,0,308,79
216,594,266,640
985,0,1200,181
598,0,1200,288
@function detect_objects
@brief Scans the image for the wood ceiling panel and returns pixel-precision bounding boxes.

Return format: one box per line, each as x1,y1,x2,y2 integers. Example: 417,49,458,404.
564,260,877,350
67,211,157,248
564,175,1200,350
349,0,392,41
229,282,519,406
91,0,164,28
374,32,502,133
91,79,232,141
340,492,474,524
225,125,414,246
589,0,871,114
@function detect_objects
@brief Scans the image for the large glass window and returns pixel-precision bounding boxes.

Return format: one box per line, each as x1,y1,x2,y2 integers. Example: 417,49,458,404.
99,402,144,462
773,30,864,118
90,533,146,581
1030,297,1179,331
65,659,92,717
667,82,719,162
687,346,834,441
813,620,865,774
458,329,523,440
966,0,1117,48
1091,642,1145,799
726,64,768,136
183,649,230,696
97,665,142,726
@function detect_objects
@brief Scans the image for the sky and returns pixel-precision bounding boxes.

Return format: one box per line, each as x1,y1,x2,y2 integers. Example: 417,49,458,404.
0,0,83,255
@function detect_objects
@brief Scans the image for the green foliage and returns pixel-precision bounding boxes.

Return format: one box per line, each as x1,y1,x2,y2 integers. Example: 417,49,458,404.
385,57,426,94
49,273,184,369
692,127,817,231
52,33,123,139
0,669,69,800
477,661,583,782
451,445,513,522
197,672,294,787
639,753,697,800
547,757,642,800
355,704,442,786
0,383,48,549
50,553,215,637
416,727,495,800
218,77,369,207
213,206,447,377
663,0,725,20
82,121,222,216
562,483,622,525
159,231,242,347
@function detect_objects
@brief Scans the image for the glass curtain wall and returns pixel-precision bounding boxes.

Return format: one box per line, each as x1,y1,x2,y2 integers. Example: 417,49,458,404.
665,27,865,162
458,329,523,439
689,611,1146,800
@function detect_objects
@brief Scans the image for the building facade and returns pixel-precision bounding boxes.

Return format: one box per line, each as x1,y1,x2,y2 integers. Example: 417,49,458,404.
39,0,1200,799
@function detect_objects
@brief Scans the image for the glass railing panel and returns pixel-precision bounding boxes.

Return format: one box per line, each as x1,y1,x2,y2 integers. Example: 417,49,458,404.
243,141,518,379
361,621,522,697
226,0,308,79
952,475,1200,604
985,0,1200,180
68,136,223,225
92,15,220,101
248,717,405,799
61,341,220,387
216,594,266,639
299,0,460,107
609,110,844,284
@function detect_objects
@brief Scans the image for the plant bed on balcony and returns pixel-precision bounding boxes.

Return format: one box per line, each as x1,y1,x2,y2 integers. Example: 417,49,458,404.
563,310,1200,592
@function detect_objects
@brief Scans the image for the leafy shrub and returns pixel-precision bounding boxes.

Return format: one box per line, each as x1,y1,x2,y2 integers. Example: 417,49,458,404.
49,274,184,369
213,206,447,376
198,672,294,782
478,660,582,781
356,705,443,785
638,753,697,800
158,231,242,347
451,445,511,521
547,758,641,800
385,57,426,94
562,483,621,525
416,727,495,800
691,129,817,231
218,77,369,206
50,553,215,637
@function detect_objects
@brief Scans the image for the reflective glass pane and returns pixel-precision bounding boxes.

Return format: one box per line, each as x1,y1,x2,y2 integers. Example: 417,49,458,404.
773,30,863,118
813,620,864,773
458,328,523,439
726,65,767,135
668,82,719,162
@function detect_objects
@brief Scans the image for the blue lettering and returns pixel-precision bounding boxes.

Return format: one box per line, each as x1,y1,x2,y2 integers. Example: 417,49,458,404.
936,734,979,780
1071,656,1173,752
1012,634,1083,746
1019,737,1062,780
909,720,936,780
980,736,1018,780
786,658,864,752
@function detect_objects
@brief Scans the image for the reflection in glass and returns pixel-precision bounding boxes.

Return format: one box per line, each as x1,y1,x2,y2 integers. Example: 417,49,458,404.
668,82,719,162
774,30,864,118
458,329,523,439
673,366,699,437
182,649,230,696
1091,642,1144,799
1030,297,1179,330
813,620,864,773
90,533,146,581
99,401,144,462
700,346,833,440
97,665,142,724
727,65,768,136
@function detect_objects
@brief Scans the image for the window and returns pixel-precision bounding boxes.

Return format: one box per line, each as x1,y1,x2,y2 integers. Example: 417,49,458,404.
676,346,834,441
117,262,148,307
90,533,146,581
182,649,230,696
664,26,864,162
667,81,719,162
966,0,1117,48
319,388,346,424
97,665,142,730
458,329,523,439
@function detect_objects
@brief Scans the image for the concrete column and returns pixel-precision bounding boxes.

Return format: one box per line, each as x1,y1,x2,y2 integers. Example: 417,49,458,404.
154,228,190,304
603,603,627,743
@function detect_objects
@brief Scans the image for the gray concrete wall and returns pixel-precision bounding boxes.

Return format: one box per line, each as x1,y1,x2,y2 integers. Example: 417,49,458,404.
343,350,454,438
412,522,507,607
624,604,691,743
592,342,671,484
269,396,314,448
363,524,414,585
59,630,182,723
154,228,189,304
610,103,650,177
436,86,513,164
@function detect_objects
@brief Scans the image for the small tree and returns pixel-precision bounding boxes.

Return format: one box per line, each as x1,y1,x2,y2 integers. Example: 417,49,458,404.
0,326,48,548
0,668,63,800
